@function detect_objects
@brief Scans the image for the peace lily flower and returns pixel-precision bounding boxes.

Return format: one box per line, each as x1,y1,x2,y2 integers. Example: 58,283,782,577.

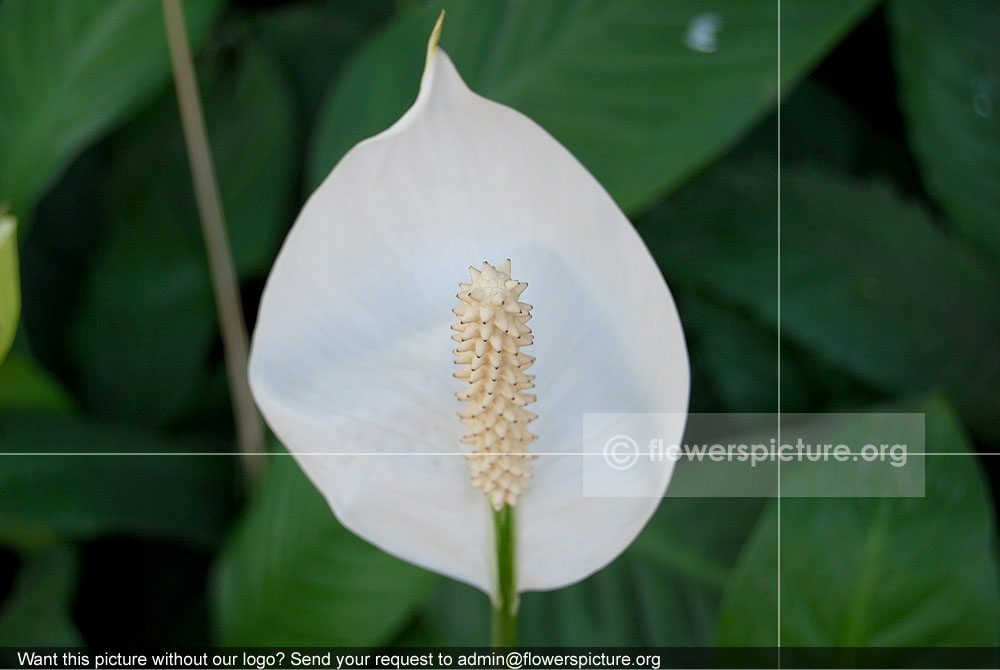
248,13,688,642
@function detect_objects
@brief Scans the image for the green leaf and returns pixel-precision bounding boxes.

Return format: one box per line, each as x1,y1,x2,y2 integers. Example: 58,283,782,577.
680,290,884,414
0,352,76,415
0,546,83,646
214,452,435,645
638,163,1000,439
424,495,765,646
679,292,816,413
889,0,1000,261
0,415,237,551
741,77,922,192
309,0,877,215
0,215,18,362
716,398,1000,652
15,148,107,372
0,0,224,221
71,41,296,427
251,0,392,130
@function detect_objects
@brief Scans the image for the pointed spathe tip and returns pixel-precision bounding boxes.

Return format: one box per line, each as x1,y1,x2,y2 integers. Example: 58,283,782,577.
426,9,446,65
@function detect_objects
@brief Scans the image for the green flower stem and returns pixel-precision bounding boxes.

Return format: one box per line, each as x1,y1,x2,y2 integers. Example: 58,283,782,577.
491,504,518,647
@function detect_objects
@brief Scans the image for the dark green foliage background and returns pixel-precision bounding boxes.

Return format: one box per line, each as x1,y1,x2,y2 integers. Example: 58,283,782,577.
0,0,998,654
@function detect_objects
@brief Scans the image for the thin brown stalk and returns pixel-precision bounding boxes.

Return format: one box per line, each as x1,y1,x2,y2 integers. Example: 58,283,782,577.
161,0,265,482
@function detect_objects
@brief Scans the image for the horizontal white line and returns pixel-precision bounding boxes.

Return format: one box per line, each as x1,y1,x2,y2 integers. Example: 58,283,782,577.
0,452,990,457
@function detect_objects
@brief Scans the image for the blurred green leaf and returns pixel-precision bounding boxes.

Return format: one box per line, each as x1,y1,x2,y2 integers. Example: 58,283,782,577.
424,495,765,645
215,452,435,645
71,41,296,427
717,398,1000,651
0,416,237,551
17,148,108,373
680,290,884,414
0,215,18,362
0,546,82,646
889,0,1000,261
252,0,393,130
0,352,76,415
0,0,224,222
639,163,1000,439
679,292,809,413
742,77,922,192
309,0,877,214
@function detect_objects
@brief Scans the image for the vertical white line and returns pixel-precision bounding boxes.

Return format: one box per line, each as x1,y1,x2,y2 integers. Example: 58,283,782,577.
773,0,783,661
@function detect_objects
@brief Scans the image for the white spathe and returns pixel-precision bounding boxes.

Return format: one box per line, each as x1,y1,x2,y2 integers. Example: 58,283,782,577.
248,40,689,596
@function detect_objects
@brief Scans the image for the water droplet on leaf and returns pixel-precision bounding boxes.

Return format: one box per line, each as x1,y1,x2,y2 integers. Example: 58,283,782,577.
971,73,998,118
684,13,722,54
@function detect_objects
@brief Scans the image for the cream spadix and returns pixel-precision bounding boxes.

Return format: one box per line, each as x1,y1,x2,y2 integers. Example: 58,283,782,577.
248,19,689,596
453,260,536,510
